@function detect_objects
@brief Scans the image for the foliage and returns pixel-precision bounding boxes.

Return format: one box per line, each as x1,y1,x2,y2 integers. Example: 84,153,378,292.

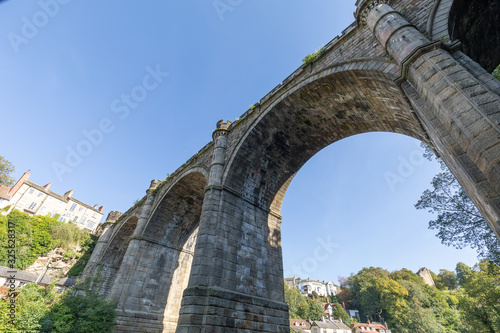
456,261,500,332
302,47,326,65
40,275,116,333
0,156,15,187
285,283,309,319
0,210,95,272
346,267,464,331
0,275,116,333
0,283,58,332
286,261,499,332
307,298,325,320
437,269,458,291
493,64,500,80
284,283,325,320
415,145,500,264
332,302,349,321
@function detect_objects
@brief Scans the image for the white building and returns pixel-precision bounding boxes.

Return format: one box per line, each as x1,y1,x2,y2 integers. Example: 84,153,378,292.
285,277,340,297
0,170,103,232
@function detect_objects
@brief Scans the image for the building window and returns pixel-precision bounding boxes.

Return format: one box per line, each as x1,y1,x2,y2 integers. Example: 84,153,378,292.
78,207,83,212
87,222,95,230
40,206,47,214
80,214,88,225
29,188,34,194
28,202,37,210
58,216,66,222
73,216,79,223
70,203,77,211
92,212,97,219
37,192,44,198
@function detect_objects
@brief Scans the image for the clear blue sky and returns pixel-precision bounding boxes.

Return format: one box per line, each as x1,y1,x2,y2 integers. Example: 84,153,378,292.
0,0,479,281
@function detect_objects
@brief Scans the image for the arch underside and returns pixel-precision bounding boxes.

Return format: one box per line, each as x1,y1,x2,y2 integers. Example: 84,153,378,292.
122,171,206,332
98,216,138,296
224,69,427,214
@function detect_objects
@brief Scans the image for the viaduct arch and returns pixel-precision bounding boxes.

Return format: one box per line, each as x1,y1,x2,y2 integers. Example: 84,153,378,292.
84,0,500,331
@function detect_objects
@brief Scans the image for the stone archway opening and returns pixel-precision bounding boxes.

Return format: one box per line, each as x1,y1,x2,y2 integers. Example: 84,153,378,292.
279,132,479,287
109,171,207,333
140,171,207,332
449,0,500,72
98,216,138,296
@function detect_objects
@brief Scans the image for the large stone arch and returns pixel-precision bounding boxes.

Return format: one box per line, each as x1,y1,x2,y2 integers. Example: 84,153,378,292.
110,170,207,333
223,69,425,215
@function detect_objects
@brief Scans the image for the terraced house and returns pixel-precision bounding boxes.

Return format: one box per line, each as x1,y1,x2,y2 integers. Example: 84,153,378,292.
0,170,103,232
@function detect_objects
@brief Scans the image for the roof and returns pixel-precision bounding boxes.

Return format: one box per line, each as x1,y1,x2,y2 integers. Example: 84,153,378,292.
0,266,75,288
290,319,311,330
286,277,339,286
312,319,350,330
0,266,38,282
56,277,77,287
358,322,388,331
0,185,11,200
23,181,102,214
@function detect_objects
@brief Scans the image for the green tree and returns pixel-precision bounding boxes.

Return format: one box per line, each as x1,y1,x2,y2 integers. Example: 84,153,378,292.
285,283,309,319
332,302,349,321
456,261,500,332
437,269,458,291
0,156,15,186
307,299,325,320
415,146,500,264
40,275,117,333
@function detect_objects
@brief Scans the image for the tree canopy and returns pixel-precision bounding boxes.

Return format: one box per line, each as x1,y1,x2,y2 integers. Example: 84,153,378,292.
415,145,500,264
0,156,15,187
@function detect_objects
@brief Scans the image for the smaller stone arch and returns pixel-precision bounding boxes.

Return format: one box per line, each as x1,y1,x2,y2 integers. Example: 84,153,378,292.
97,216,139,296
110,170,208,333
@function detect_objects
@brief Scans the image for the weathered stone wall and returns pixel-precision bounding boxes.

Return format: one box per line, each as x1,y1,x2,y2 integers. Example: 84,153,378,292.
109,171,207,333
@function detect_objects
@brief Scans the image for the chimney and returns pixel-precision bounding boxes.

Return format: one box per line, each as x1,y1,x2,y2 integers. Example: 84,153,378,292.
8,170,31,197
64,189,74,199
367,319,371,325
98,205,104,213
93,204,98,209
321,316,325,323
43,183,51,191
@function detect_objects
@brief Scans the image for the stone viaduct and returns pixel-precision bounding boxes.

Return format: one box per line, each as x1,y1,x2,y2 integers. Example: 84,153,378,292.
83,0,500,331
